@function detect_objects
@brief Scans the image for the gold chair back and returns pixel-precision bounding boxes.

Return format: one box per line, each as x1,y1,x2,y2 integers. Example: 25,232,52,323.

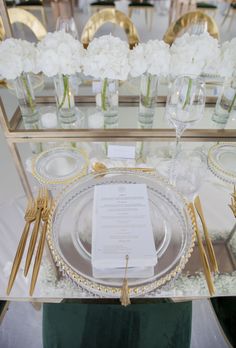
0,20,4,41
0,8,47,41
81,8,140,49
164,10,219,45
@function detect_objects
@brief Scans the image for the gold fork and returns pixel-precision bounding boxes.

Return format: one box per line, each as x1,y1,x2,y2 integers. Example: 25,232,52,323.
6,199,37,295
30,196,53,296
24,187,48,276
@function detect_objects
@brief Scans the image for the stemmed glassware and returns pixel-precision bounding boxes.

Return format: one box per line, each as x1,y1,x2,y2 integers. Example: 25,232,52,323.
165,75,206,156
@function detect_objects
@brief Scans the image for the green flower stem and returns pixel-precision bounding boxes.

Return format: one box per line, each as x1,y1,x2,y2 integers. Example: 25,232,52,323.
144,74,151,107
228,91,236,113
183,78,193,110
21,74,35,113
67,79,71,108
101,78,108,112
58,74,69,109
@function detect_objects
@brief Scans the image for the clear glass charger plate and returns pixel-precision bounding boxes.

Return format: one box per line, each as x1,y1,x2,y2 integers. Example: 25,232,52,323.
208,143,236,184
47,169,195,297
31,146,89,185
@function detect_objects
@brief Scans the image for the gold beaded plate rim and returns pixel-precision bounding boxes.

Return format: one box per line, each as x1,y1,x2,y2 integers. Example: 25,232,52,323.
47,169,196,297
31,146,89,185
208,143,236,181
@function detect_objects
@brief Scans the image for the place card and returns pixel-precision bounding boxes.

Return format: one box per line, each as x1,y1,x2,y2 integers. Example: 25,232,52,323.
92,184,157,278
107,145,136,159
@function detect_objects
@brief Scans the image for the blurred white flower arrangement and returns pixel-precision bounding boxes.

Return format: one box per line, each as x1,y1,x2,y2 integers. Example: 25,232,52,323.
37,30,85,77
170,32,221,78
219,38,236,78
1,32,235,119
83,35,130,80
0,38,39,114
0,38,38,80
129,40,170,78
37,31,85,112
83,35,130,112
129,40,170,109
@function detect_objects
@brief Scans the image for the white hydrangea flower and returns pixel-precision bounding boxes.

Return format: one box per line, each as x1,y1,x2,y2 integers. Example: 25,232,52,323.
145,40,170,76
37,31,85,77
83,35,130,80
0,38,38,80
128,44,147,77
129,40,170,78
170,32,220,77
219,38,236,78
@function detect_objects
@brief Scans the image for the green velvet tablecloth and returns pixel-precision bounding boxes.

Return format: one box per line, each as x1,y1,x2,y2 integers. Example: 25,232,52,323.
43,302,192,348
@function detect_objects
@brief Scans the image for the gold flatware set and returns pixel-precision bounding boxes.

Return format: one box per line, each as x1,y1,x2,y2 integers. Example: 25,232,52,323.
7,187,53,296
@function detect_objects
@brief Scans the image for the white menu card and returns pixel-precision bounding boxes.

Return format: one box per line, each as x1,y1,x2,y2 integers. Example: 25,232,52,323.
92,184,157,278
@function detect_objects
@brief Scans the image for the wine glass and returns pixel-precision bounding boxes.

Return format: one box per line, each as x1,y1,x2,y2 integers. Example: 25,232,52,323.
165,75,206,156
56,17,78,39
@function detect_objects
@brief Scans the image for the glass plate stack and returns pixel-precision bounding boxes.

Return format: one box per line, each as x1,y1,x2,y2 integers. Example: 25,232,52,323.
208,144,236,184
47,169,195,297
31,146,89,186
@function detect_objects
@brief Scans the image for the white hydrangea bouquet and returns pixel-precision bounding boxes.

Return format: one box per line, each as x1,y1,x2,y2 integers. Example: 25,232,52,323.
37,31,85,113
170,32,220,77
129,40,170,108
0,38,39,116
0,38,38,80
83,35,130,113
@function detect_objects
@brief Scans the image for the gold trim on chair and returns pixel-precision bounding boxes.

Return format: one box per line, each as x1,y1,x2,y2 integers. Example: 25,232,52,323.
0,20,4,40
163,10,219,45
0,8,47,41
81,8,140,49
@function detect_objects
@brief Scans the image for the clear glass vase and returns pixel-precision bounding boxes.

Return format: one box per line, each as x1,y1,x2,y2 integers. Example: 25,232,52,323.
136,73,158,159
13,73,42,153
95,78,119,128
139,73,158,128
54,74,76,127
13,73,39,125
212,76,236,125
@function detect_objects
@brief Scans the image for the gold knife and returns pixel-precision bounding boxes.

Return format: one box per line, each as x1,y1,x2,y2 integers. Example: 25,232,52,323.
30,196,53,296
7,199,37,295
194,196,219,273
188,203,215,296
